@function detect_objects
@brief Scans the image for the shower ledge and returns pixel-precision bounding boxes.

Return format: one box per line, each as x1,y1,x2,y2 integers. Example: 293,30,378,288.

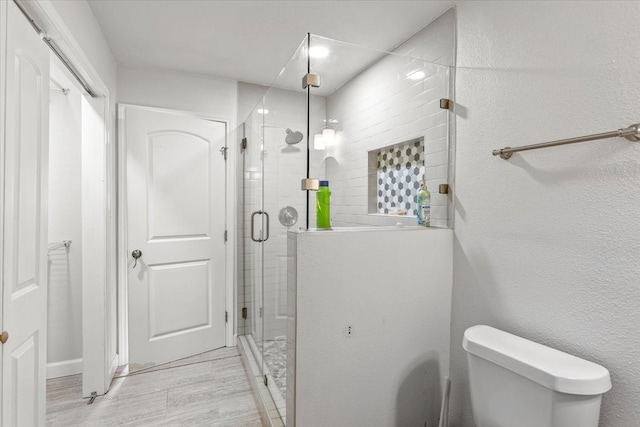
290,225,447,233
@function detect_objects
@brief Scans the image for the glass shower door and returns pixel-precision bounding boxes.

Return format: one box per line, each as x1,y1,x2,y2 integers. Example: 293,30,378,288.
244,87,308,422
244,102,265,366
260,87,308,422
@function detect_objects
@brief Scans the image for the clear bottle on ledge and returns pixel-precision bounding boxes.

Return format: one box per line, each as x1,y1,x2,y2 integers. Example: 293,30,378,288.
417,181,430,227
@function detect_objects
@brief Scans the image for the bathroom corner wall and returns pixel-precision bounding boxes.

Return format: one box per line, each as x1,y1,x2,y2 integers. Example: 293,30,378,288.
322,9,455,228
451,2,640,426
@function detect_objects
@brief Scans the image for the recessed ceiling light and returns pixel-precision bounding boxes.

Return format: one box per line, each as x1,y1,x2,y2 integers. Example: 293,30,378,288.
407,70,426,81
256,108,269,115
309,46,329,59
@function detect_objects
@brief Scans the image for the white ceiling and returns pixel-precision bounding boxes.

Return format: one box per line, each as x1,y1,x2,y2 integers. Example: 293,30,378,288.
87,0,453,87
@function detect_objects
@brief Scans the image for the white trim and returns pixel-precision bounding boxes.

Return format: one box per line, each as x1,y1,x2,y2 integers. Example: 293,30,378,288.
116,104,128,366
46,358,83,380
109,352,119,381
81,93,111,397
0,0,8,408
116,103,236,366
225,110,238,348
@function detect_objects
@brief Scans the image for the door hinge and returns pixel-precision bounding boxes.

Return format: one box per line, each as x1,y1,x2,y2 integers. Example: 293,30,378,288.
225,311,228,323
264,375,268,386
241,307,247,319
219,146,229,160
259,307,263,318
241,137,247,151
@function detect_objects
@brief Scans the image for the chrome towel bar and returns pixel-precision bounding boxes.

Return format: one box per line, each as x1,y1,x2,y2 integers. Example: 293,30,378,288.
48,240,72,252
493,123,640,160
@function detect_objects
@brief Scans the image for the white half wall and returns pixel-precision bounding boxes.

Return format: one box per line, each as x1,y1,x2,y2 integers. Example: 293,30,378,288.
290,227,453,427
451,2,640,427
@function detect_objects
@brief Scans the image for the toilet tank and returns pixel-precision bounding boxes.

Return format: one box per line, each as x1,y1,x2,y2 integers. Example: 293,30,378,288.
463,325,611,427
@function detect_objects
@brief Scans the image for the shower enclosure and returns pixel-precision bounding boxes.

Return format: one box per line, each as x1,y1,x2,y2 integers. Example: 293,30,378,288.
239,11,455,423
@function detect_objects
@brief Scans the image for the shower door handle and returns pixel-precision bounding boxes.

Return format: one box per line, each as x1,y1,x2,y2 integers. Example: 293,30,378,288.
262,211,270,242
251,211,261,242
250,211,270,243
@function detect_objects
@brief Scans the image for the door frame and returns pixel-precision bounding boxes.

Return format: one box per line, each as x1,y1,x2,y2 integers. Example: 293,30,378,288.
7,0,118,397
117,103,236,366
0,0,8,409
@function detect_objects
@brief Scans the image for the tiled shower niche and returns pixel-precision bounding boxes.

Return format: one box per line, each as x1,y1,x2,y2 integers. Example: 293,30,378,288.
369,138,425,216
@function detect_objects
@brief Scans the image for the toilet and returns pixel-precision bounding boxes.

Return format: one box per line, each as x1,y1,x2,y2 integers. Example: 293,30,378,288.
463,325,611,427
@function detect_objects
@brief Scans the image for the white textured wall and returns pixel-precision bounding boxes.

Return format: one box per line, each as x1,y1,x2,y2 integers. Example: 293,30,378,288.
451,2,640,426
47,64,83,377
290,227,453,427
323,9,455,228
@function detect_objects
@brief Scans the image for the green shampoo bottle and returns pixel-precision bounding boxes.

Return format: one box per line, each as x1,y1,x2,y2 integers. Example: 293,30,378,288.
316,180,331,229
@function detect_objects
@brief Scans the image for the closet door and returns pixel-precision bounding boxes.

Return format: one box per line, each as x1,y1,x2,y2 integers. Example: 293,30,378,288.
1,1,50,426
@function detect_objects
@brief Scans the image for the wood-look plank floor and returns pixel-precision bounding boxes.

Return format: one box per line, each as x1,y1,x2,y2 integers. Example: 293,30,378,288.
46,347,264,427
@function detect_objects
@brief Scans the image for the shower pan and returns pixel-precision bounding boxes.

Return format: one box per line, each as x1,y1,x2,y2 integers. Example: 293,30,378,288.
239,29,455,425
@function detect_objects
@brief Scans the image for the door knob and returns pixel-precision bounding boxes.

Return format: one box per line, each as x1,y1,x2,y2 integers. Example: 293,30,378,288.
131,249,142,268
0,331,8,344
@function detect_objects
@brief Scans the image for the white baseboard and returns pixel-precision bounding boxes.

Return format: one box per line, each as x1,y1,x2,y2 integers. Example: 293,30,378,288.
109,353,119,380
47,358,83,379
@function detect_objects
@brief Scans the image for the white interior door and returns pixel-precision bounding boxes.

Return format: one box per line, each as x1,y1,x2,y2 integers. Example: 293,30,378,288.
124,106,227,369
1,1,50,425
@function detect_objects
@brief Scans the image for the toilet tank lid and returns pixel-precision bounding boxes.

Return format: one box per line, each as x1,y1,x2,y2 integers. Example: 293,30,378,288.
463,325,611,395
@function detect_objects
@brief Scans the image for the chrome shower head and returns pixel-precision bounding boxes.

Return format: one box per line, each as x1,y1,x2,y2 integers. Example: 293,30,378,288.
285,128,303,145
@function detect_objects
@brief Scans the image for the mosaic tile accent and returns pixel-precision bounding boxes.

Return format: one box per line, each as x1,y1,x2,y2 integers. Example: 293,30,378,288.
376,139,425,215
